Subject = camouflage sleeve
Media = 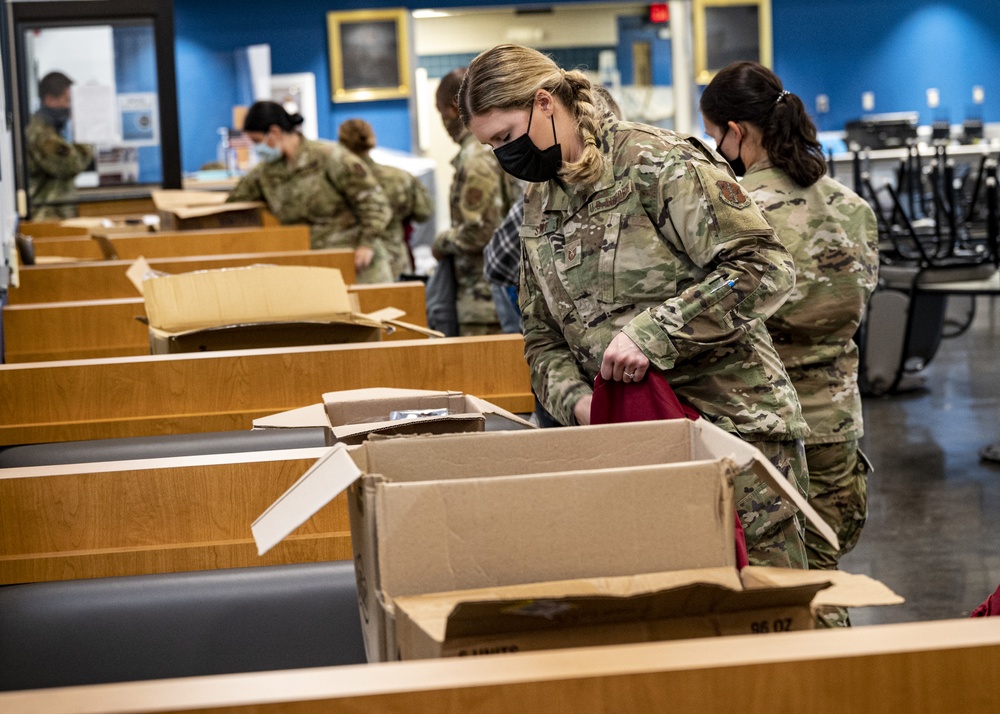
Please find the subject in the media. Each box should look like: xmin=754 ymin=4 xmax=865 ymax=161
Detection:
xmin=622 ymin=158 xmax=795 ymax=370
xmin=434 ymin=152 xmax=503 ymax=256
xmin=327 ymin=151 xmax=392 ymax=249
xmin=226 ymin=169 xmax=264 ymax=203
xmin=27 ymin=134 xmax=92 ymax=179
xmin=519 ymin=241 xmax=592 ymax=426
xmin=408 ymin=175 xmax=433 ymax=224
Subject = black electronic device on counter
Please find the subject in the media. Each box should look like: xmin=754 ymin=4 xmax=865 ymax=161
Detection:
xmin=845 ymin=112 xmax=919 ymax=151
xmin=962 ymin=118 xmax=984 ymax=144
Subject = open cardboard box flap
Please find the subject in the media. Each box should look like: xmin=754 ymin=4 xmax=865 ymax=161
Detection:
xmin=396 ymin=565 xmax=903 ymax=640
xmin=691 ymin=423 xmax=838 ymax=548
xmin=252 ymin=388 xmax=533 ymax=439
xmin=152 ymin=189 xmax=263 ymax=219
xmin=392 ymin=565 xmax=902 ymax=658
xmin=137 ymin=263 xmax=356 ymax=332
xmin=125 ymin=260 xmax=426 ymax=339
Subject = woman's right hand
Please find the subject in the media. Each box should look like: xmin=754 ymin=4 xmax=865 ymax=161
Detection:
xmin=354 ymin=246 xmax=374 ymax=270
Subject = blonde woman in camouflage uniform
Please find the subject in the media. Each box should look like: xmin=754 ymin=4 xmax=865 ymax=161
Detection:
xmin=26 ymin=72 xmax=93 ymax=219
xmin=338 ymin=118 xmax=433 ymax=278
xmin=460 ymin=45 xmax=810 ymax=569
xmin=701 ymin=62 xmax=879 ymax=604
xmin=228 ymin=101 xmax=393 ymax=284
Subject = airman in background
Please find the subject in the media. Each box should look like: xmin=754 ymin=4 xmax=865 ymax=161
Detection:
xmin=228 ymin=101 xmax=393 ymax=284
xmin=26 ymin=71 xmax=93 ymax=219
xmin=432 ymin=67 xmax=515 ymax=336
xmin=338 ymin=118 xmax=433 ymax=278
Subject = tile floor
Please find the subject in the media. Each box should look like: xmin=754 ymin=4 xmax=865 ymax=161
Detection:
xmin=842 ymin=295 xmax=1000 ymax=625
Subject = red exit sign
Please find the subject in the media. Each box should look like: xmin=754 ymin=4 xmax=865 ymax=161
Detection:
xmin=649 ymin=3 xmax=669 ymax=23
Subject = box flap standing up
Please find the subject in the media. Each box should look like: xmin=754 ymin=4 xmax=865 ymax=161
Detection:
xmin=142 ymin=264 xmax=356 ymax=333
xmin=251 ymin=388 xmax=535 ymax=442
xmin=152 ymin=189 xmax=263 ymax=230
xmin=125 ymin=262 xmax=437 ymax=353
xmin=252 ymin=418 xmax=840 ymax=662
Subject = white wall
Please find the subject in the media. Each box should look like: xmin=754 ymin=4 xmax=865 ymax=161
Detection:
xmin=26 ymin=26 xmax=116 ymax=111
xmin=414 ymin=3 xmax=645 ymax=55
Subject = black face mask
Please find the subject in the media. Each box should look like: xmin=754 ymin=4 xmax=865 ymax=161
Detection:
xmin=493 ymin=105 xmax=562 ymax=183
xmin=719 ymin=125 xmax=746 ymax=177
xmin=38 ymin=105 xmax=70 ymax=132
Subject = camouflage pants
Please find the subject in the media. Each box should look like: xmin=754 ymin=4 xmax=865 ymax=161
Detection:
xmin=354 ymin=248 xmax=395 ymax=285
xmin=806 ymin=440 xmax=871 ymax=627
xmin=740 ymin=438 xmax=809 ymax=570
xmin=458 ymin=322 xmax=505 ymax=336
xmin=804 ymin=439 xmax=870 ymax=570
xmin=457 ymin=291 xmax=501 ymax=336
xmin=385 ymin=238 xmax=413 ymax=279
xmin=33 ymin=203 xmax=77 ymax=220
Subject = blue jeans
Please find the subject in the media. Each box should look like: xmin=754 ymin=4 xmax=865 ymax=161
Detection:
xmin=490 ymin=283 xmax=522 ymax=334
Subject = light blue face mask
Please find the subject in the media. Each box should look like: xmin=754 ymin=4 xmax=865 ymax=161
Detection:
xmin=254 ymin=140 xmax=282 ymax=164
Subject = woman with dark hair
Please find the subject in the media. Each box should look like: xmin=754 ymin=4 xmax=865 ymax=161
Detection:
xmin=461 ymin=45 xmax=811 ymax=569
xmin=228 ymin=101 xmax=393 ymax=283
xmin=701 ymin=62 xmax=879 ymax=613
xmin=338 ymin=117 xmax=432 ymax=279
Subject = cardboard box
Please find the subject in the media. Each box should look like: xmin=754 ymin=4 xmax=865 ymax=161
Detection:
xmin=61 ymin=215 xmax=159 ymax=237
xmin=126 ymin=261 xmax=438 ymax=354
xmin=253 ymin=388 xmax=535 ymax=444
xmin=393 ymin=566 xmax=903 ymax=659
xmin=152 ymin=189 xmax=263 ymax=231
xmin=252 ymin=418 xmax=840 ymax=662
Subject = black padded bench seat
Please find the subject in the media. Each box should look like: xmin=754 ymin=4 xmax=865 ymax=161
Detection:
xmin=0 ymin=427 xmax=332 ymax=468
xmin=0 ymin=413 xmax=530 ymax=469
xmin=0 ymin=560 xmax=366 ymax=691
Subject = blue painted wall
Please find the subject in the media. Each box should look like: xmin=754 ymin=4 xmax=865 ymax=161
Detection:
xmin=772 ymin=0 xmax=1000 ymax=134
xmin=174 ymin=0 xmax=412 ymax=174
xmin=617 ymin=16 xmax=672 ymax=86
xmin=174 ymin=0 xmax=1000 ymax=172
xmin=113 ymin=24 xmax=162 ymax=183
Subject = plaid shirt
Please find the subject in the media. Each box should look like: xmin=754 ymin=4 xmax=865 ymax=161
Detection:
xmin=483 ymin=196 xmax=524 ymax=288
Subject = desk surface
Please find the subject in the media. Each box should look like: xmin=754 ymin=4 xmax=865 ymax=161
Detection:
xmin=1 ymin=617 xmax=999 ymax=714
xmin=917 ymin=270 xmax=1000 ymax=294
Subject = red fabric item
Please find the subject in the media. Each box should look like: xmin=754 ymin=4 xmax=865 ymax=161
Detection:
xmin=591 ymin=371 xmax=701 ymax=424
xmin=589 ymin=370 xmax=749 ymax=569
xmin=402 ymin=220 xmax=415 ymax=273
xmin=971 ymin=582 xmax=1000 ymax=617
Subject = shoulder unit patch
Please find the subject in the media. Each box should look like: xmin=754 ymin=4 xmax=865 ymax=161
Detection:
xmin=716 ymin=180 xmax=751 ymax=209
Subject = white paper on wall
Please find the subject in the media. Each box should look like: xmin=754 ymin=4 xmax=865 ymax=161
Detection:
xmin=71 ymin=84 xmax=121 ymax=145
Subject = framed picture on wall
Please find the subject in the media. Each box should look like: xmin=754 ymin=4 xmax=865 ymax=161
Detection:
xmin=327 ymin=8 xmax=411 ymax=103
xmin=692 ymin=0 xmax=772 ymax=85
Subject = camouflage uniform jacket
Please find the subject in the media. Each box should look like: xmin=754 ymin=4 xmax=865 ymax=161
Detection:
xmin=519 ymin=113 xmax=808 ymax=440
xmin=433 ymin=132 xmax=510 ymax=328
xmin=742 ymin=159 xmax=879 ymax=444
xmin=25 ymin=112 xmax=93 ymax=219
xmin=228 ymin=139 xmax=391 ymax=253
xmin=364 ymin=156 xmax=433 ymax=276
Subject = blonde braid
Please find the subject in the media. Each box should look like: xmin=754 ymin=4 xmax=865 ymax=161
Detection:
xmin=558 ymin=68 xmax=604 ymax=187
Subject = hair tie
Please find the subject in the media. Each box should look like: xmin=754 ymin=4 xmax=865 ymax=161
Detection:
xmin=773 ymin=90 xmax=791 ymax=107
xmin=583 ymin=135 xmax=597 ymax=147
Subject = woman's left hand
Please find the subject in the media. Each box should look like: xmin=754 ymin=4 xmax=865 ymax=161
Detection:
xmin=600 ymin=332 xmax=649 ymax=383
xmin=354 ymin=246 xmax=374 ymax=270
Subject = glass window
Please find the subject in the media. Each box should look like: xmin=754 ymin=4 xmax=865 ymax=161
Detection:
xmin=22 ymin=21 xmax=162 ymax=189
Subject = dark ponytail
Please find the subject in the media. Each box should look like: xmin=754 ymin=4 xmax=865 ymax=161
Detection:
xmin=242 ymin=100 xmax=305 ymax=134
xmin=700 ymin=61 xmax=825 ymax=188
